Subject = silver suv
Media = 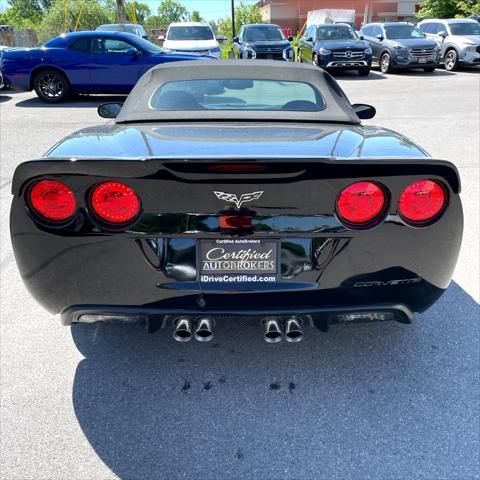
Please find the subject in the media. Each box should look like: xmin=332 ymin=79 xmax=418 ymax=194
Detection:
xmin=359 ymin=22 xmax=440 ymax=73
xmin=417 ymin=18 xmax=480 ymax=70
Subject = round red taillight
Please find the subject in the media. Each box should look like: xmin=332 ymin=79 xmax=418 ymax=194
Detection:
xmin=337 ymin=181 xmax=386 ymax=225
xmin=29 ymin=179 xmax=76 ymax=222
xmin=90 ymin=181 xmax=140 ymax=224
xmin=399 ymin=180 xmax=446 ymax=223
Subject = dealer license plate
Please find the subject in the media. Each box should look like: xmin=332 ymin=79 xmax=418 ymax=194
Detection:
xmin=199 ymin=238 xmax=278 ymax=281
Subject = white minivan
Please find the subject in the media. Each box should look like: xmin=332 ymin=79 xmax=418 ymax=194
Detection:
xmin=160 ymin=22 xmax=222 ymax=58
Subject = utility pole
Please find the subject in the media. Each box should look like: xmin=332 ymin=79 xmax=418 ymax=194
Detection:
xmin=116 ymin=0 xmax=127 ymax=23
xmin=228 ymin=0 xmax=235 ymax=59
xmin=231 ymin=0 xmax=235 ymax=40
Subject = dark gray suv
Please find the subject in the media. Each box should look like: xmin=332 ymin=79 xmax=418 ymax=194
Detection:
xmin=360 ymin=22 xmax=441 ymax=73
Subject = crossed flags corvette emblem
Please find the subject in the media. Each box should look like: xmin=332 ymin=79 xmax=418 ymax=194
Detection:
xmin=214 ymin=191 xmax=264 ymax=209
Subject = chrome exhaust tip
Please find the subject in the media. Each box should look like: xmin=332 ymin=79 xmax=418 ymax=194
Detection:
xmin=194 ymin=317 xmax=214 ymax=342
xmin=263 ymin=318 xmax=283 ymax=344
xmin=284 ymin=317 xmax=304 ymax=343
xmin=173 ymin=317 xmax=193 ymax=342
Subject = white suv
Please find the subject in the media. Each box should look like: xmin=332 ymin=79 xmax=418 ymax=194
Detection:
xmin=160 ymin=22 xmax=221 ymax=58
xmin=417 ymin=18 xmax=480 ymax=70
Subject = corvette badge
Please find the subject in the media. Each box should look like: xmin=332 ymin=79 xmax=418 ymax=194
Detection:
xmin=214 ymin=191 xmax=264 ymax=209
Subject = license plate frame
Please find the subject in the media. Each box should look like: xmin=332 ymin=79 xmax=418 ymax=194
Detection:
xmin=198 ymin=238 xmax=279 ymax=282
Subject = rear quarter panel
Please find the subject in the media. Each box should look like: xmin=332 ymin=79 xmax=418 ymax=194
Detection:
xmin=1 ymin=48 xmax=91 ymax=91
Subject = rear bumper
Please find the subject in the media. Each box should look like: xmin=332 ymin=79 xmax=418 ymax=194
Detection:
xmin=249 ymin=51 xmax=294 ymax=61
xmin=325 ymin=60 xmax=370 ymax=69
xmin=61 ymin=303 xmax=414 ymax=329
xmin=459 ymin=57 xmax=480 ymax=65
xmin=2 ymin=72 xmax=30 ymax=90
xmin=11 ymin=208 xmax=460 ymax=319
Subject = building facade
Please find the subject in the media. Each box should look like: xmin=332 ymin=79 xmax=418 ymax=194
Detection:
xmin=256 ymin=0 xmax=423 ymax=32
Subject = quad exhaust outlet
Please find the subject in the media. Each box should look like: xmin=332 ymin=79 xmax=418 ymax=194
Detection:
xmin=284 ymin=316 xmax=304 ymax=343
xmin=263 ymin=316 xmax=304 ymax=343
xmin=173 ymin=317 xmax=214 ymax=342
xmin=263 ymin=318 xmax=283 ymax=344
xmin=172 ymin=316 xmax=304 ymax=344
xmin=194 ymin=317 xmax=214 ymax=342
xmin=173 ymin=317 xmax=193 ymax=342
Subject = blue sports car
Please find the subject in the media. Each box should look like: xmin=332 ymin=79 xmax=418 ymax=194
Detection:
xmin=0 ymin=31 xmax=214 ymax=103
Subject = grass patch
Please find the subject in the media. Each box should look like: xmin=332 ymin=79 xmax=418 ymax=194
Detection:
xmin=221 ymin=43 xmax=234 ymax=59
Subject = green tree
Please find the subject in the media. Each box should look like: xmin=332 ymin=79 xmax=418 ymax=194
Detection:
xmin=190 ymin=10 xmax=203 ymax=22
xmin=9 ymin=0 xmax=53 ymax=13
xmin=0 ymin=0 xmax=53 ymax=29
xmin=156 ymin=0 xmax=189 ymax=25
xmin=0 ymin=8 xmax=40 ymax=29
xmin=127 ymin=1 xmax=150 ymax=24
xmin=37 ymin=0 xmax=113 ymax=43
xmin=144 ymin=15 xmax=161 ymax=28
xmin=456 ymin=0 xmax=480 ymax=15
xmin=417 ymin=0 xmax=480 ymax=18
xmin=103 ymin=0 xmax=151 ymax=24
xmin=217 ymin=2 xmax=263 ymax=40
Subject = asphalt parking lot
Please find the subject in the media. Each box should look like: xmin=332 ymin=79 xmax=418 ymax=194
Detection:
xmin=1 ymin=68 xmax=479 ymax=480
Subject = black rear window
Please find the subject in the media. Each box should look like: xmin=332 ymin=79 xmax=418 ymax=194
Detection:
xmin=150 ymin=79 xmax=325 ymax=112
xmin=68 ymin=38 xmax=90 ymax=52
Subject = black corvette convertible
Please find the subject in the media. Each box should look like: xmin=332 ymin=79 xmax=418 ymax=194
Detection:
xmin=10 ymin=61 xmax=462 ymax=343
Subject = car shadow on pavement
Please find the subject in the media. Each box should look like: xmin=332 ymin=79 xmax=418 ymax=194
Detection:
xmin=14 ymin=94 xmax=127 ymax=109
xmin=332 ymin=70 xmax=387 ymax=81
xmin=0 ymin=95 xmax=12 ymax=103
xmin=0 ymin=87 xmax=24 ymax=95
xmin=388 ymin=69 xmax=457 ymax=77
xmin=70 ymin=281 xmax=479 ymax=480
xmin=453 ymin=66 xmax=480 ymax=74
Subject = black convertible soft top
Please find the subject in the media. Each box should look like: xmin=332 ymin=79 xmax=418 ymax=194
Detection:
xmin=116 ymin=60 xmax=361 ymax=124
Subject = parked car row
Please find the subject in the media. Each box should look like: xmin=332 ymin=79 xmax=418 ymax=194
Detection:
xmin=0 ymin=18 xmax=478 ymax=103
xmin=240 ymin=18 xmax=479 ymax=77
xmin=297 ymin=19 xmax=479 ymax=74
